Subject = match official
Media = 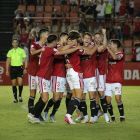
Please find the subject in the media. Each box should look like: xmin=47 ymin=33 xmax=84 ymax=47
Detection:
xmin=6 ymin=39 xmax=28 ymax=103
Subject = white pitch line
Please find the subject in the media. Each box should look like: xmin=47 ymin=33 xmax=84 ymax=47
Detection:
xmin=21 ymin=104 xmax=140 ymax=119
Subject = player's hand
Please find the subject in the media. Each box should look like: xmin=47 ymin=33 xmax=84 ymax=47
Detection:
xmin=6 ymin=71 xmax=9 ymax=77
xmin=102 ymin=29 xmax=106 ymax=35
xmin=23 ymin=69 xmax=27 ymax=74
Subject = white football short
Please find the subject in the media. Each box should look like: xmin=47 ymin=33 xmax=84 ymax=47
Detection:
xmin=104 ymin=83 xmax=122 ymax=98
xmin=65 ymin=80 xmax=72 ymax=94
xmin=28 ymin=74 xmax=37 ymax=90
xmin=95 ymin=68 xmax=99 ymax=89
xmin=51 ymin=76 xmax=66 ymax=92
xmin=83 ymin=77 xmax=96 ymax=93
xmin=36 ymin=76 xmax=51 ymax=94
xmin=66 ymin=68 xmax=84 ymax=90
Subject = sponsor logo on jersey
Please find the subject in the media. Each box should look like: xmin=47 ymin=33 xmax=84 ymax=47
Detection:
xmin=57 ymin=82 xmax=60 ymax=87
xmin=109 ymin=62 xmax=116 ymax=65
xmin=31 ymin=45 xmax=34 ymax=48
xmin=90 ymin=82 xmax=95 ymax=85
xmin=32 ymin=85 xmax=34 ymax=87
xmin=57 ymin=88 xmax=59 ymax=90
xmin=115 ymin=87 xmax=120 ymax=90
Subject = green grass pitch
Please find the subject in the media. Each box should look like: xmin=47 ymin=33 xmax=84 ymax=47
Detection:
xmin=0 ymin=86 xmax=140 ymax=140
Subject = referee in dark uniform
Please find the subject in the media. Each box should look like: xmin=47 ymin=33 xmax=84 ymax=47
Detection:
xmin=6 ymin=39 xmax=28 ymax=103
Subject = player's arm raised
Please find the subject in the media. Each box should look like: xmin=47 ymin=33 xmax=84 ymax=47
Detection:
xmin=56 ymin=46 xmax=83 ymax=55
xmin=106 ymin=46 xmax=120 ymax=60
xmin=98 ymin=29 xmax=107 ymax=52
xmin=30 ymin=48 xmax=42 ymax=55
xmin=83 ymin=45 xmax=98 ymax=55
xmin=57 ymin=39 xmax=77 ymax=51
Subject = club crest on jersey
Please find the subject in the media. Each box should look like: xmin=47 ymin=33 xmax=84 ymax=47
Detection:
xmin=90 ymin=82 xmax=95 ymax=85
xmin=115 ymin=87 xmax=120 ymax=90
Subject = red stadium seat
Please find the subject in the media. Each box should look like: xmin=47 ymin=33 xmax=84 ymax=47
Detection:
xmin=35 ymin=13 xmax=43 ymax=17
xmin=124 ymin=48 xmax=132 ymax=55
xmin=51 ymin=33 xmax=59 ymax=38
xmin=70 ymin=13 xmax=78 ymax=23
xmin=54 ymin=6 xmax=61 ymax=12
xmin=135 ymin=0 xmax=140 ymax=4
xmin=46 ymin=0 xmax=53 ymax=5
xmin=124 ymin=40 xmax=132 ymax=47
xmin=27 ymin=5 xmax=35 ymax=12
xmin=34 ymin=19 xmax=42 ymax=25
xmin=134 ymin=5 xmax=139 ymax=11
xmin=43 ymin=13 xmax=51 ymax=25
xmin=18 ymin=5 xmax=26 ymax=12
xmin=119 ymin=47 xmax=123 ymax=52
xmin=125 ymin=55 xmax=132 ymax=61
xmin=36 ymin=6 xmax=44 ymax=12
xmin=45 ymin=6 xmax=52 ymax=12
xmin=66 ymin=13 xmax=69 ymax=17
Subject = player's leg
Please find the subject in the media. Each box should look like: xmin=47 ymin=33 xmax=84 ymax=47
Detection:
xmin=11 ymin=78 xmax=18 ymax=103
xmin=66 ymin=92 xmax=72 ymax=111
xmin=114 ymin=83 xmax=125 ymax=123
xmin=17 ymin=66 xmax=24 ymax=102
xmin=28 ymin=78 xmax=50 ymax=123
xmin=28 ymin=75 xmax=37 ymax=113
xmin=105 ymin=83 xmax=114 ymax=123
xmin=10 ymin=66 xmax=18 ymax=103
xmin=98 ymin=75 xmax=110 ymax=122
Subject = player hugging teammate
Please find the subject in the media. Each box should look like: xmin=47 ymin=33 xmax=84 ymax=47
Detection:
xmin=27 ymin=29 xmax=125 ymax=124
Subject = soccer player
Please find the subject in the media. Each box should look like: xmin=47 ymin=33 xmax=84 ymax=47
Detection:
xmin=43 ymin=32 xmax=76 ymax=122
xmin=28 ymin=29 xmax=49 ymax=117
xmin=28 ymin=35 xmax=83 ymax=123
xmin=94 ymin=32 xmax=110 ymax=122
xmin=77 ymin=30 xmax=110 ymax=124
xmin=64 ymin=30 xmax=106 ymax=124
xmin=105 ymin=39 xmax=125 ymax=123
xmin=6 ymin=39 xmax=28 ymax=103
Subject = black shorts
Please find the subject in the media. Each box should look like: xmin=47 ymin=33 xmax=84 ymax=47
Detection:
xmin=129 ymin=8 xmax=134 ymax=15
xmin=105 ymin=14 xmax=111 ymax=21
xmin=10 ymin=66 xmax=23 ymax=80
xmin=61 ymin=1 xmax=67 ymax=5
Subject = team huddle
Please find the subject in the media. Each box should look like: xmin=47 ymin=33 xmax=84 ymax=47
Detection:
xmin=27 ymin=28 xmax=125 ymax=124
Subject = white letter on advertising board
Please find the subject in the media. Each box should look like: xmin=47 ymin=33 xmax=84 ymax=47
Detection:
xmin=0 ymin=66 xmax=4 ymax=75
xmin=132 ymin=70 xmax=139 ymax=80
xmin=124 ymin=70 xmax=131 ymax=80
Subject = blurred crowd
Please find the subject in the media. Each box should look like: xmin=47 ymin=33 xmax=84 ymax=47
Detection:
xmin=13 ymin=0 xmax=140 ymax=62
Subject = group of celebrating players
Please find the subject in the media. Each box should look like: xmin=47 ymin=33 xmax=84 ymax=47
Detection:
xmin=27 ymin=28 xmax=125 ymax=124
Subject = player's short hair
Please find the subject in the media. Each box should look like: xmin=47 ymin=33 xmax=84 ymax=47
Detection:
xmin=47 ymin=35 xmax=57 ymax=43
xmin=68 ymin=30 xmax=80 ymax=40
xmin=60 ymin=32 xmax=68 ymax=38
xmin=12 ymin=39 xmax=18 ymax=42
xmin=38 ymin=29 xmax=49 ymax=38
xmin=20 ymin=43 xmax=24 ymax=47
xmin=111 ymin=39 xmax=121 ymax=49
xmin=134 ymin=43 xmax=139 ymax=47
xmin=84 ymin=32 xmax=92 ymax=39
xmin=94 ymin=32 xmax=101 ymax=36
xmin=79 ymin=28 xmax=86 ymax=36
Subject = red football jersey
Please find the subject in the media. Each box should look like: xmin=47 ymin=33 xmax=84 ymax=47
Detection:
xmin=106 ymin=52 xmax=125 ymax=84
xmin=20 ymin=33 xmax=29 ymax=43
xmin=52 ymin=43 xmax=66 ymax=77
xmin=123 ymin=25 xmax=130 ymax=35
xmin=28 ymin=42 xmax=43 ymax=76
xmin=134 ymin=22 xmax=140 ymax=32
xmin=132 ymin=47 xmax=136 ymax=60
xmin=96 ymin=48 xmax=107 ymax=75
xmin=65 ymin=46 xmax=85 ymax=73
xmin=36 ymin=46 xmax=58 ymax=80
xmin=119 ymin=5 xmax=126 ymax=16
